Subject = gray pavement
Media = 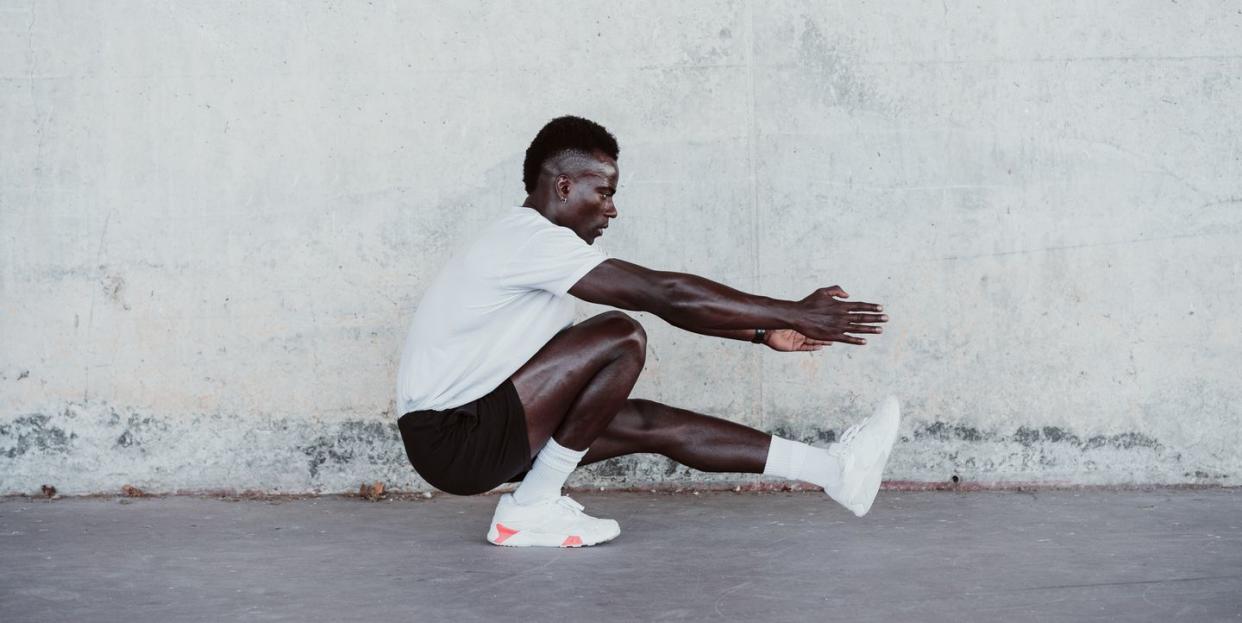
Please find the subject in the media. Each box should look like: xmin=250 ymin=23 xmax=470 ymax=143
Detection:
xmin=2 ymin=489 xmax=1240 ymax=622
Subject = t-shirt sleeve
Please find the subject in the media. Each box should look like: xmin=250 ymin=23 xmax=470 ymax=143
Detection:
xmin=498 ymin=226 xmax=608 ymax=296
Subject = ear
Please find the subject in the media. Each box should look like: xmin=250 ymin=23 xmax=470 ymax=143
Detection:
xmin=556 ymin=174 xmax=572 ymax=202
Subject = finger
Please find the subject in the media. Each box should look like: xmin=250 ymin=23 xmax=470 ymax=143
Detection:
xmin=837 ymin=335 xmax=867 ymax=346
xmin=846 ymin=313 xmax=888 ymax=324
xmin=846 ymin=302 xmax=884 ymax=313
xmin=805 ymin=339 xmax=833 ymax=346
xmin=826 ymin=285 xmax=849 ymax=298
xmin=846 ymin=324 xmax=884 ymax=335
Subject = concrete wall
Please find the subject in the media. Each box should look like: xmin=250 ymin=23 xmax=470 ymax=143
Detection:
xmin=3 ymin=1 xmax=1239 ymax=495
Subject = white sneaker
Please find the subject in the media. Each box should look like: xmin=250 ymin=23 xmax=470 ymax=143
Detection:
xmin=485 ymin=494 xmax=621 ymax=548
xmin=825 ymin=396 xmax=901 ymax=517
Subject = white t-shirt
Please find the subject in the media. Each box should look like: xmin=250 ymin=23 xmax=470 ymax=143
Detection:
xmin=395 ymin=206 xmax=609 ymax=414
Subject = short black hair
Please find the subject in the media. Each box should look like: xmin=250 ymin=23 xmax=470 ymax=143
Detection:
xmin=523 ymin=115 xmax=619 ymax=194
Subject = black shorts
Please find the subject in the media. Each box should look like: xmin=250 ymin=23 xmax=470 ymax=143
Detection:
xmin=397 ymin=379 xmax=533 ymax=496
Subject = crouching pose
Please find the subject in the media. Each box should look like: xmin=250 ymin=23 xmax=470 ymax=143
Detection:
xmin=395 ymin=116 xmax=900 ymax=547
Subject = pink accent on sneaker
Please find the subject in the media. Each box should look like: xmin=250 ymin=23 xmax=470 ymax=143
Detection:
xmin=494 ymin=523 xmax=518 ymax=544
xmin=561 ymin=535 xmax=583 ymax=547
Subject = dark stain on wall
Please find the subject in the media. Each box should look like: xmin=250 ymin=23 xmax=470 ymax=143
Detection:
xmin=4 ymin=404 xmax=1216 ymax=493
xmin=915 ymin=422 xmax=985 ymax=443
xmin=770 ymin=424 xmax=837 ymax=445
xmin=767 ymin=420 xmax=1164 ymax=455
xmin=0 ymin=413 xmax=76 ymax=458
xmin=590 ymin=457 xmax=632 ymax=478
xmin=1085 ymin=431 xmax=1161 ymax=450
xmin=996 ymin=425 xmax=1159 ymax=451
xmin=1186 ymin=470 xmax=1230 ymax=479
xmin=299 ymin=420 xmax=399 ymax=479
xmin=112 ymin=412 xmax=170 ymax=451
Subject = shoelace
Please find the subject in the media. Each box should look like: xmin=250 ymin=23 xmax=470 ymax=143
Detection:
xmin=829 ymin=416 xmax=872 ymax=474
xmin=838 ymin=415 xmax=871 ymax=446
xmin=555 ymin=496 xmax=585 ymax=514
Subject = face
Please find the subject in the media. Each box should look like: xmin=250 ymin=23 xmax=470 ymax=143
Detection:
xmin=557 ymin=154 xmax=619 ymax=245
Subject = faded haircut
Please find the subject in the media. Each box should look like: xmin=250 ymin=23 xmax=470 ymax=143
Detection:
xmin=522 ymin=115 xmax=619 ymax=194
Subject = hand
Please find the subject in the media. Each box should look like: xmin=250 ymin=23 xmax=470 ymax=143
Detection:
xmin=764 ymin=329 xmax=832 ymax=352
xmin=794 ymin=285 xmax=888 ymax=345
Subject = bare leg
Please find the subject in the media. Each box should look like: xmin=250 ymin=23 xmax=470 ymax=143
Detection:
xmin=582 ymin=399 xmax=771 ymax=473
xmin=511 ymin=311 xmax=648 ymax=453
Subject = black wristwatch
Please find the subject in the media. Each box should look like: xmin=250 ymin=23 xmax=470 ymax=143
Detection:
xmin=752 ymin=328 xmax=766 ymax=344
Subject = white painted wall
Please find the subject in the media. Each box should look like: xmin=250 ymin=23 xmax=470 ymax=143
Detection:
xmin=3 ymin=1 xmax=1239 ymax=494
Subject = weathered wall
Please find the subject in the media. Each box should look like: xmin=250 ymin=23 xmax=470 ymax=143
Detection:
xmin=2 ymin=1 xmax=1239 ymax=495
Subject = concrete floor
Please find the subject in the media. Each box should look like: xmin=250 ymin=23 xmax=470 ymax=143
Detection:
xmin=1 ymin=489 xmax=1239 ymax=622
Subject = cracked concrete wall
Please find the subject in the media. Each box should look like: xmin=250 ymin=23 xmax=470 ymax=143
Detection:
xmin=2 ymin=2 xmax=1239 ymax=495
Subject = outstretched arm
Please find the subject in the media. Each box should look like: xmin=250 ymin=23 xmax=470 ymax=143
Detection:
xmin=569 ymin=259 xmax=887 ymax=345
xmin=661 ymin=320 xmax=833 ymax=352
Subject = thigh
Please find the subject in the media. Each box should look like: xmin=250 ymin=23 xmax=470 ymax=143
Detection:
xmin=510 ymin=311 xmax=643 ymax=455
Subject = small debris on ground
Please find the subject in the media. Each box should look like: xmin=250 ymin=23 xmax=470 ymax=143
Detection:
xmin=40 ymin=484 xmax=58 ymax=499
xmin=121 ymin=484 xmax=148 ymax=497
xmin=359 ymin=481 xmax=386 ymax=501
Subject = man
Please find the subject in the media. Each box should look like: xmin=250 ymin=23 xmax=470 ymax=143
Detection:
xmin=396 ymin=116 xmax=898 ymax=548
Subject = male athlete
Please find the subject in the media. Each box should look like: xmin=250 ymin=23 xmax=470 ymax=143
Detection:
xmin=396 ymin=116 xmax=899 ymax=548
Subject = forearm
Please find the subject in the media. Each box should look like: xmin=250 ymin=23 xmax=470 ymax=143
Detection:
xmin=651 ymin=271 xmax=800 ymax=332
xmin=664 ymin=320 xmax=759 ymax=343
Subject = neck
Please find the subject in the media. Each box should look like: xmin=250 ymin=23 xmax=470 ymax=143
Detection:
xmin=521 ymin=194 xmax=561 ymax=225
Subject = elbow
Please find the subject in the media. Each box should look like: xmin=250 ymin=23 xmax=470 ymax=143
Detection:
xmin=656 ymin=275 xmax=704 ymax=322
xmin=641 ymin=272 xmax=683 ymax=319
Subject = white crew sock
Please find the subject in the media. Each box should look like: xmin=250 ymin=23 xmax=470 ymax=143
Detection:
xmin=763 ymin=436 xmax=843 ymax=492
xmin=512 ymin=438 xmax=588 ymax=506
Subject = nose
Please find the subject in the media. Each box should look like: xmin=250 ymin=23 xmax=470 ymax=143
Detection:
xmin=604 ymin=199 xmax=618 ymax=218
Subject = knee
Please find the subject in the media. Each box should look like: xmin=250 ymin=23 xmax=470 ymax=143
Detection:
xmin=594 ymin=311 xmax=647 ymax=361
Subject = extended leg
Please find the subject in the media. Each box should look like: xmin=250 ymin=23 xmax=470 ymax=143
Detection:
xmin=581 ymin=399 xmax=771 ymax=473
xmin=581 ymin=395 xmax=904 ymax=518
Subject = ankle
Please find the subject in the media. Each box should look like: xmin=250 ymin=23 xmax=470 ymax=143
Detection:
xmin=764 ymin=436 xmax=842 ymax=491
xmin=511 ymin=439 xmax=587 ymax=506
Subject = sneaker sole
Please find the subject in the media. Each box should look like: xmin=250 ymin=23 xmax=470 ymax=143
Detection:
xmin=486 ymin=522 xmax=621 ymax=548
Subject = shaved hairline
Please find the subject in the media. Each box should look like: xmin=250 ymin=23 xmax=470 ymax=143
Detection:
xmin=539 ymin=149 xmax=616 ymax=182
